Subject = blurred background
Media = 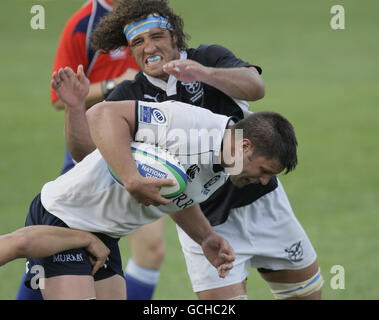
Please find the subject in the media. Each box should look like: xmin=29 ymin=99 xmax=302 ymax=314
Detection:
xmin=0 ymin=0 xmax=378 ymax=299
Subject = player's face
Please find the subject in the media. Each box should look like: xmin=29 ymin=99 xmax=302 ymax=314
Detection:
xmin=229 ymin=151 xmax=283 ymax=188
xmin=129 ymin=28 xmax=180 ymax=81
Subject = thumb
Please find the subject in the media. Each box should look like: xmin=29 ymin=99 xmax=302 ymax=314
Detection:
xmin=77 ymin=64 xmax=85 ymax=81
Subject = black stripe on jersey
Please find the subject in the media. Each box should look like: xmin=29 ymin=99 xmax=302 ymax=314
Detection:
xmin=200 ymin=176 xmax=278 ymax=226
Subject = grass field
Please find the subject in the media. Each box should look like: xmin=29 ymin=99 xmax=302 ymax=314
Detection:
xmin=0 ymin=0 xmax=378 ymax=300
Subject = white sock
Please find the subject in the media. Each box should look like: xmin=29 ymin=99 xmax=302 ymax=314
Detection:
xmin=125 ymin=259 xmax=160 ymax=285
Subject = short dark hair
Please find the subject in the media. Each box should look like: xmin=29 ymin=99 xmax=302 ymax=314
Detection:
xmin=233 ymin=111 xmax=298 ymax=174
xmin=91 ymin=0 xmax=189 ymax=52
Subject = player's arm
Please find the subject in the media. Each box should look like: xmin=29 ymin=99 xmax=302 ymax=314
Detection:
xmin=0 ymin=226 xmax=109 ymax=274
xmin=163 ymin=60 xmax=265 ymax=101
xmin=52 ymin=66 xmax=139 ymax=162
xmin=52 ymin=65 xmax=97 ymax=162
xmin=86 ymin=100 xmax=174 ymax=206
xmin=169 ymin=204 xmax=235 ymax=278
xmin=50 ymin=23 xmax=138 ymax=110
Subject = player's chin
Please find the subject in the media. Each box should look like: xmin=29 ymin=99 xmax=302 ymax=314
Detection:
xmin=229 ymin=177 xmax=245 ymax=189
xmin=143 ymin=63 xmax=165 ymax=77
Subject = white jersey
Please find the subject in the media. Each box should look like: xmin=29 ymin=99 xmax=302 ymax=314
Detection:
xmin=41 ymin=100 xmax=230 ymax=238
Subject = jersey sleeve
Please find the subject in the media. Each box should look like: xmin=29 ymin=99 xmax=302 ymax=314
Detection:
xmin=191 ymin=44 xmax=262 ymax=74
xmin=50 ymin=22 xmax=88 ymax=103
xmin=134 ymin=101 xmax=172 ymax=146
xmin=134 ymin=100 xmax=228 ymax=156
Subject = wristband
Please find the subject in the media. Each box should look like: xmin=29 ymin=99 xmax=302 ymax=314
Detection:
xmin=102 ymin=79 xmax=116 ymax=99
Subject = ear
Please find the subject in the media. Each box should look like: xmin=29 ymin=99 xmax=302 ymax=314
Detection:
xmin=242 ymin=138 xmax=253 ymax=154
xmin=171 ymin=33 xmax=178 ymax=48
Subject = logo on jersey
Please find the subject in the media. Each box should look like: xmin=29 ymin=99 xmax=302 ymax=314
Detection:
xmin=201 ymin=175 xmax=221 ymax=196
xmin=152 ymin=108 xmax=166 ymax=123
xmin=139 ymin=105 xmax=167 ymax=125
xmin=186 ymin=164 xmax=200 ymax=182
xmin=182 ymin=81 xmax=204 ymax=103
xmin=143 ymin=93 xmax=160 ymax=102
xmin=285 ymin=241 xmax=303 ymax=262
xmin=182 ymin=81 xmax=201 ymax=94
xmin=109 ymin=48 xmax=126 ymax=60
xmin=172 ymin=192 xmax=194 ymax=209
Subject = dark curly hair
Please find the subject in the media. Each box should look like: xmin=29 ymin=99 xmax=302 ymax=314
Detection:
xmin=91 ymin=0 xmax=189 ymax=52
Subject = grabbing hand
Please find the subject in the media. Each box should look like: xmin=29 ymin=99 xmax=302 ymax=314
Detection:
xmin=125 ymin=176 xmax=177 ymax=206
xmin=85 ymin=234 xmax=110 ymax=275
xmin=163 ymin=59 xmax=210 ymax=83
xmin=201 ymin=233 xmax=235 ymax=278
xmin=51 ymin=65 xmax=89 ymax=109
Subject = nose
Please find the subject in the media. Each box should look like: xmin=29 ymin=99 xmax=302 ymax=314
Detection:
xmin=143 ymin=38 xmax=156 ymax=54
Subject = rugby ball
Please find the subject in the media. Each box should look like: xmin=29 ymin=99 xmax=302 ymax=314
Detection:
xmin=108 ymin=141 xmax=187 ymax=198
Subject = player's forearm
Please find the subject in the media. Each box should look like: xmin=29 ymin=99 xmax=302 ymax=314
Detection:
xmin=170 ymin=205 xmax=215 ymax=245
xmin=65 ymin=107 xmax=96 ymax=162
xmin=202 ymin=66 xmax=265 ymax=101
xmin=18 ymin=227 xmax=95 ymax=257
xmin=86 ymin=101 xmax=139 ymax=185
xmin=0 ymin=227 xmax=95 ymax=263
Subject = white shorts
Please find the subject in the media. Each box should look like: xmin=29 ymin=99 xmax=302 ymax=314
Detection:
xmin=176 ymin=180 xmax=317 ymax=292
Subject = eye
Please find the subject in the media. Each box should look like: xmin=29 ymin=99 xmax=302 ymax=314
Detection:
xmin=131 ymin=38 xmax=143 ymax=47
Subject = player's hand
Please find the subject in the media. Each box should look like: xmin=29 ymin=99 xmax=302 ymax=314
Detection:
xmin=125 ymin=176 xmax=176 ymax=206
xmin=85 ymin=233 xmax=110 ymax=275
xmin=51 ymin=65 xmax=90 ymax=109
xmin=201 ymin=232 xmax=235 ymax=278
xmin=163 ymin=59 xmax=210 ymax=83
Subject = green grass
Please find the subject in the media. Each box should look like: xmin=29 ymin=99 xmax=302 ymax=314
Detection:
xmin=0 ymin=0 xmax=378 ymax=299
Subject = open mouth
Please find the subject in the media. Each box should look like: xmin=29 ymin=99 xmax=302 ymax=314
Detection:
xmin=145 ymin=55 xmax=162 ymax=66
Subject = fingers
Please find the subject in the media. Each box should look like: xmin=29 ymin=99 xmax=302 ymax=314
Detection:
xmin=51 ymin=66 xmax=75 ymax=89
xmin=163 ymin=63 xmax=181 ymax=77
xmin=90 ymin=257 xmax=102 ymax=275
xmin=77 ymin=64 xmax=85 ymax=82
xmin=156 ymin=178 xmax=177 ymax=187
xmin=89 ymin=254 xmax=108 ymax=276
xmin=63 ymin=66 xmax=75 ymax=79
xmin=51 ymin=71 xmax=60 ymax=90
xmin=217 ymin=262 xmax=233 ymax=278
xmin=137 ymin=194 xmax=172 ymax=206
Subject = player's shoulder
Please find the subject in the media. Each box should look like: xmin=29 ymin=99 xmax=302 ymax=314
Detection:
xmin=188 ymin=44 xmax=229 ymax=56
xmin=187 ymin=44 xmax=235 ymax=66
